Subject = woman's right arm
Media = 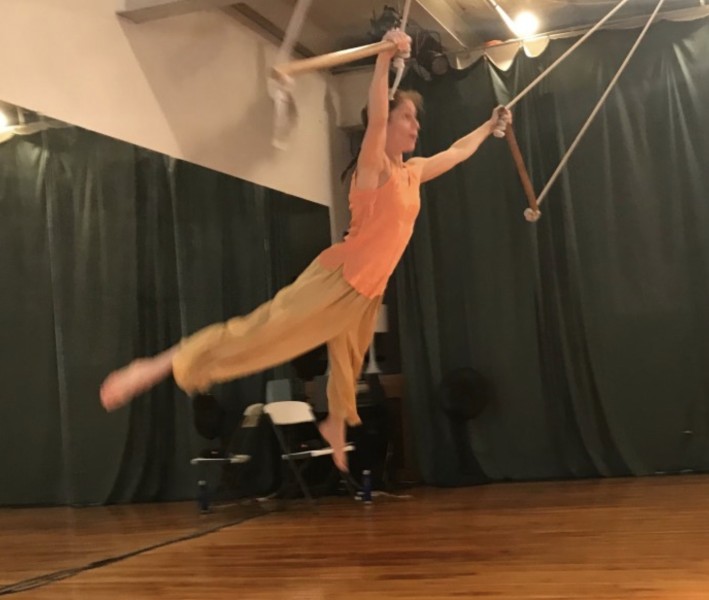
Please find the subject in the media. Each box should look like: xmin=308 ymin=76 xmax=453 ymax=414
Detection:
xmin=355 ymin=30 xmax=410 ymax=190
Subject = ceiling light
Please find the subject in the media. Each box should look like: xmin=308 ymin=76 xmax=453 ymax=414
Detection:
xmin=513 ymin=11 xmax=540 ymax=37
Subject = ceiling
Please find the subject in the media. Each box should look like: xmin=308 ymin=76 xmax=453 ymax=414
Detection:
xmin=230 ymin=0 xmax=709 ymax=55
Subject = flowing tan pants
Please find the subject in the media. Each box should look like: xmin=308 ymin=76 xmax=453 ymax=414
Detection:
xmin=172 ymin=260 xmax=381 ymax=426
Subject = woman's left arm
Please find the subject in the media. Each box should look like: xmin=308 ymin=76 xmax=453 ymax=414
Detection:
xmin=409 ymin=106 xmax=511 ymax=183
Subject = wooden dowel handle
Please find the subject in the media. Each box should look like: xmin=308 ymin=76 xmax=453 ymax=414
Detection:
xmin=505 ymin=123 xmax=541 ymax=220
xmin=272 ymin=40 xmax=396 ymax=79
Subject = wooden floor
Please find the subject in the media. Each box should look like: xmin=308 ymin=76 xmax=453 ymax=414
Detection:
xmin=4 ymin=476 xmax=709 ymax=599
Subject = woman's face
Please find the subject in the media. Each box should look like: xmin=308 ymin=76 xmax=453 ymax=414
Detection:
xmin=387 ymin=99 xmax=420 ymax=154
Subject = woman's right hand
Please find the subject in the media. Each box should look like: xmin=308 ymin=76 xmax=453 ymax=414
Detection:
xmin=382 ymin=29 xmax=412 ymax=60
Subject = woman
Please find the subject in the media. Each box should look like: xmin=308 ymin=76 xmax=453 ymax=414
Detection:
xmin=100 ymin=30 xmax=511 ymax=471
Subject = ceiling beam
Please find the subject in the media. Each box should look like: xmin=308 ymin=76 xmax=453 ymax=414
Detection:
xmin=116 ymin=0 xmax=238 ymax=23
xmin=223 ymin=3 xmax=316 ymax=57
xmin=414 ymin=0 xmax=476 ymax=50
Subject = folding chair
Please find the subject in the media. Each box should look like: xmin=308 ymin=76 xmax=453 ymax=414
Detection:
xmin=190 ymin=403 xmax=264 ymax=513
xmin=263 ymin=401 xmax=356 ymax=503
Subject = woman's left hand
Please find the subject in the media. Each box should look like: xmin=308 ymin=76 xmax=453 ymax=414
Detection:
xmin=489 ymin=106 xmax=513 ymax=136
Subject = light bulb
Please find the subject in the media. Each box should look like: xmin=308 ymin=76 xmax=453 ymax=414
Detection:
xmin=0 ymin=110 xmax=8 ymax=130
xmin=513 ymin=11 xmax=540 ymax=38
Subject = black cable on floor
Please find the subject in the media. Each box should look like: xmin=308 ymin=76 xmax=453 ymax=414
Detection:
xmin=0 ymin=505 xmax=272 ymax=596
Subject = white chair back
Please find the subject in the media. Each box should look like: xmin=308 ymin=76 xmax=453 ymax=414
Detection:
xmin=263 ymin=401 xmax=315 ymax=425
xmin=241 ymin=403 xmax=264 ymax=428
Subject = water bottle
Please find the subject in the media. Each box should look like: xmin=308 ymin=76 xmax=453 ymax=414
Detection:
xmin=361 ymin=470 xmax=372 ymax=504
xmin=197 ymin=480 xmax=210 ymax=513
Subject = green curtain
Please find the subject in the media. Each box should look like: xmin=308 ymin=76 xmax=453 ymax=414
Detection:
xmin=0 ymin=127 xmax=330 ymax=505
xmin=399 ymin=17 xmax=709 ymax=485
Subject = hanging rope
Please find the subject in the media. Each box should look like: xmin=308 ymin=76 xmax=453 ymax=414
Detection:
xmin=269 ymin=0 xmax=314 ymax=149
xmin=504 ymin=0 xmax=637 ymax=112
xmin=270 ymin=0 xmax=412 ymax=148
xmin=491 ymin=0 xmax=636 ymax=140
xmin=489 ymin=0 xmax=665 ymax=221
xmin=534 ymin=0 xmax=665 ymax=213
xmin=274 ymin=0 xmax=314 ymax=67
xmin=389 ymin=0 xmax=413 ymax=100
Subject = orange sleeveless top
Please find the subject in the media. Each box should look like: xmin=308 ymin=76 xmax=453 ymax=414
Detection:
xmin=318 ymin=161 xmax=421 ymax=298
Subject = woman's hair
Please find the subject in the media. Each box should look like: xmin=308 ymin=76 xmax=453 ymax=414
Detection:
xmin=340 ymin=89 xmax=424 ymax=182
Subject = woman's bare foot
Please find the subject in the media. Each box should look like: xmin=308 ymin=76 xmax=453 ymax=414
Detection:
xmin=100 ymin=359 xmax=155 ymax=411
xmin=318 ymin=415 xmax=348 ymax=472
xmin=101 ymin=346 xmax=178 ymax=411
xmin=100 ymin=348 xmax=177 ymax=412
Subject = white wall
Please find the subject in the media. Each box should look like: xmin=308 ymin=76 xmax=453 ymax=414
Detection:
xmin=0 ymin=0 xmax=349 ymax=208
